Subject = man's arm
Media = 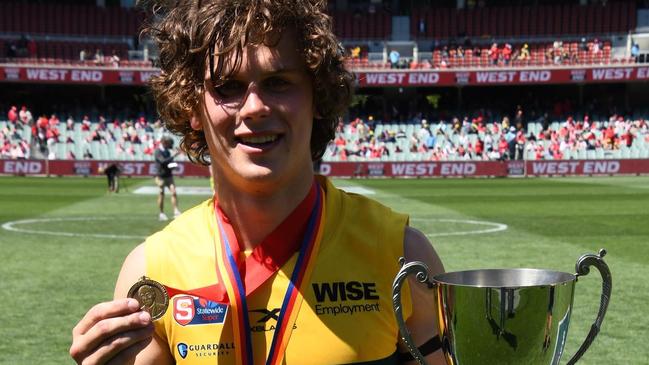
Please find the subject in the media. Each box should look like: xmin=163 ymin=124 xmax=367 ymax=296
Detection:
xmin=398 ymin=226 xmax=447 ymax=365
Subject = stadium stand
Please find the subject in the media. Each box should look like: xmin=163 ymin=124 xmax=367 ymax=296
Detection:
xmin=3 ymin=102 xmax=647 ymax=164
xmin=409 ymin=2 xmax=637 ymax=40
xmin=0 ymin=2 xmax=144 ymax=37
xmin=1 ymin=0 xmax=649 ymax=170
xmin=0 ymin=2 xmax=148 ymax=65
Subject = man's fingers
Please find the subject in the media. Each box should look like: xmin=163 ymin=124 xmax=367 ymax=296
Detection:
xmin=86 ymin=324 xmax=154 ymax=365
xmin=83 ymin=311 xmax=151 ymax=354
xmin=73 ymin=299 xmax=140 ymax=336
xmin=70 ymin=310 xmax=150 ymax=362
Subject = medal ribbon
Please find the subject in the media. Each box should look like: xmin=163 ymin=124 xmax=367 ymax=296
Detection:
xmin=216 ymin=183 xmax=325 ymax=365
xmin=161 ymin=181 xmax=318 ymax=304
xmin=266 ymin=187 xmax=325 ymax=365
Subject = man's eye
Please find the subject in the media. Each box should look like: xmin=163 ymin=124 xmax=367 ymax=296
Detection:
xmin=213 ymin=81 xmax=246 ymax=98
xmin=263 ymin=77 xmax=291 ymax=91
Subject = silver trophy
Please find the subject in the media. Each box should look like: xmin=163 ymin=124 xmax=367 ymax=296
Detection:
xmin=392 ymin=249 xmax=611 ymax=365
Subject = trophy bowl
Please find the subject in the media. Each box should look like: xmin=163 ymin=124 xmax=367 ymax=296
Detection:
xmin=393 ymin=250 xmax=611 ymax=365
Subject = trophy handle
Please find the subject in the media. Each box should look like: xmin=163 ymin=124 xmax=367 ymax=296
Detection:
xmin=566 ymin=249 xmax=612 ymax=365
xmin=392 ymin=257 xmax=432 ymax=365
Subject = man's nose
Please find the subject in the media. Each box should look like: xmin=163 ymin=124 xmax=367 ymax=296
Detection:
xmin=239 ymin=87 xmax=270 ymax=121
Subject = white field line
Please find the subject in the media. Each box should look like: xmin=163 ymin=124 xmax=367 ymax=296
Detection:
xmin=410 ymin=218 xmax=508 ymax=237
xmin=1 ymin=217 xmax=147 ymax=240
xmin=2 ymin=216 xmax=506 ymax=239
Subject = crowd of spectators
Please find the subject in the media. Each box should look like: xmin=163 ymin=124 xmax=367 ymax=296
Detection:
xmin=324 ymin=110 xmax=649 ymax=162
xmin=1 ymin=105 xmax=34 ymax=159
xmin=346 ymin=37 xmax=626 ymax=70
xmin=3 ymin=104 xmax=649 ymax=163
xmin=1 ymin=104 xmax=170 ymax=161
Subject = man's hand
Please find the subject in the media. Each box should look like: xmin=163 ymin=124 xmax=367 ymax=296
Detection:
xmin=70 ymin=298 xmax=154 ymax=365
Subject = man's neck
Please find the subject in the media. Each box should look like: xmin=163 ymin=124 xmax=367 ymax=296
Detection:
xmin=213 ymin=171 xmax=315 ymax=251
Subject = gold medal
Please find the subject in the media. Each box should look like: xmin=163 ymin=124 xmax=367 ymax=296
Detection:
xmin=127 ymin=276 xmax=169 ymax=321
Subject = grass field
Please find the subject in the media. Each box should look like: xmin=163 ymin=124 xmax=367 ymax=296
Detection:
xmin=0 ymin=175 xmax=647 ymax=364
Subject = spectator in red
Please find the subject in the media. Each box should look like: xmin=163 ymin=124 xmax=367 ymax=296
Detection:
xmin=502 ymin=43 xmax=512 ymax=65
xmin=498 ymin=137 xmax=509 ymax=156
xmin=489 ymin=43 xmax=499 ymax=65
xmin=48 ymin=114 xmax=60 ymax=127
xmin=603 ymin=125 xmax=616 ymax=149
xmin=37 ymin=115 xmax=49 ymax=129
xmin=515 ymin=130 xmax=527 ymax=160
xmin=621 ymin=129 xmax=635 ymax=148
xmin=475 ymin=138 xmax=484 ymax=157
xmin=549 ymin=140 xmax=561 ymax=158
xmin=7 ymin=106 xmax=18 ymax=124
xmin=334 ymin=134 xmax=346 ymax=148
xmin=81 ymin=116 xmax=92 ymax=131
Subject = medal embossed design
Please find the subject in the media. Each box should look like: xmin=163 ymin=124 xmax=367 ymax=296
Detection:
xmin=127 ymin=276 xmax=169 ymax=320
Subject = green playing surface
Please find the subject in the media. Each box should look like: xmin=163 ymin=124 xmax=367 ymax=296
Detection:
xmin=0 ymin=175 xmax=646 ymax=364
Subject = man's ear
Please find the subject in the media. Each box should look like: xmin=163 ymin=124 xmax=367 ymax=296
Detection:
xmin=190 ymin=114 xmax=202 ymax=131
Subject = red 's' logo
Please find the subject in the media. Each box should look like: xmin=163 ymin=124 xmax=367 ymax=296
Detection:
xmin=173 ymin=296 xmax=196 ymax=326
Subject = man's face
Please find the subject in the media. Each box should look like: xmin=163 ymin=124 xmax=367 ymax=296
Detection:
xmin=197 ymin=29 xmax=315 ymax=192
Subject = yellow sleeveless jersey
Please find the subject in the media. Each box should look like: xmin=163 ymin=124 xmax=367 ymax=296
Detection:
xmin=145 ymin=177 xmax=412 ymax=364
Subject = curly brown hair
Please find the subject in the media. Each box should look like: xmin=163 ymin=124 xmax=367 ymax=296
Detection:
xmin=142 ymin=0 xmax=354 ymax=165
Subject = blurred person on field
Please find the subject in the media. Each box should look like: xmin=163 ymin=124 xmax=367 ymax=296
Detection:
xmin=69 ymin=1 xmax=444 ymax=365
xmin=100 ymin=162 xmax=121 ymax=193
xmin=154 ymin=136 xmax=181 ymax=221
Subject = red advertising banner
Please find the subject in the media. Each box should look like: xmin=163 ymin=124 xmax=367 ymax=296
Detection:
xmin=2 ymin=159 xmax=649 ymax=177
xmin=0 ymin=66 xmax=160 ymax=85
xmin=0 ymin=159 xmax=210 ymax=177
xmin=2 ymin=64 xmax=649 ymax=87
xmin=355 ymin=66 xmax=649 ymax=87
xmin=525 ymin=159 xmax=649 ymax=176
xmin=319 ymin=161 xmax=508 ymax=177
xmin=320 ymin=159 xmax=649 ymax=177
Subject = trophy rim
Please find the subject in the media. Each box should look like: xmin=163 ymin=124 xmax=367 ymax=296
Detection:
xmin=432 ymin=268 xmax=576 ymax=288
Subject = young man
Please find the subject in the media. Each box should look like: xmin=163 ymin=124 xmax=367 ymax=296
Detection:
xmin=69 ymin=1 xmax=445 ymax=364
xmin=154 ymin=136 xmax=181 ymax=220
